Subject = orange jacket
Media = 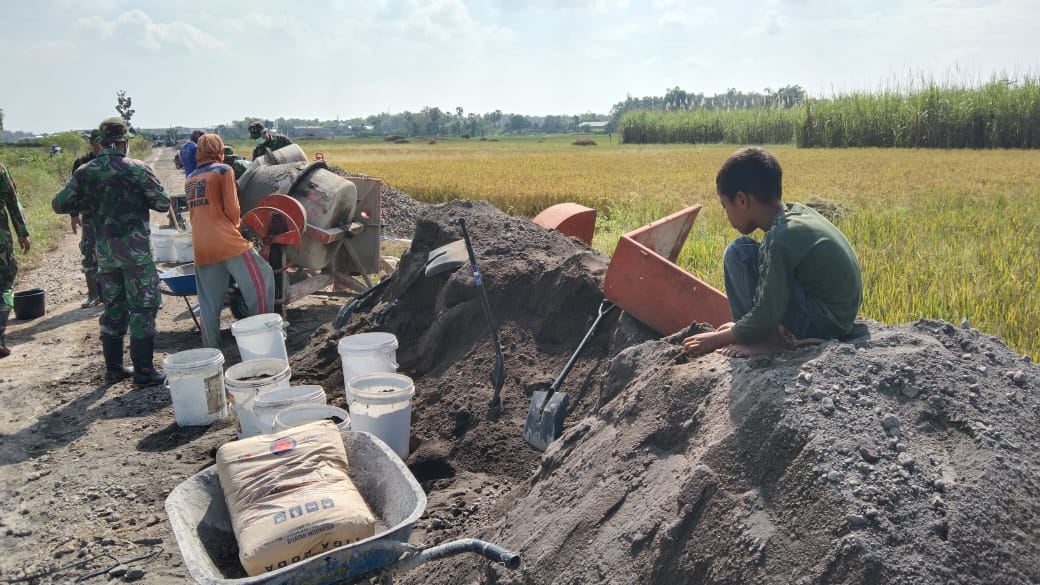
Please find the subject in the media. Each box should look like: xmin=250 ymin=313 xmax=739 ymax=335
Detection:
xmin=184 ymin=135 xmax=253 ymax=266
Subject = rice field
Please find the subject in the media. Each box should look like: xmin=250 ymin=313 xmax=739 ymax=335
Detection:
xmin=303 ymin=136 xmax=1040 ymax=361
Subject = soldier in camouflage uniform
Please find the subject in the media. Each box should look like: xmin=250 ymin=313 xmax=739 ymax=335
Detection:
xmin=0 ymin=162 xmax=31 ymax=358
xmin=248 ymin=121 xmax=293 ymax=160
xmin=70 ymin=129 xmax=103 ymax=308
xmin=52 ymin=117 xmax=170 ymax=385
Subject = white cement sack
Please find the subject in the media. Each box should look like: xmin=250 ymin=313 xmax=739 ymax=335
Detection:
xmin=216 ymin=420 xmax=376 ymax=576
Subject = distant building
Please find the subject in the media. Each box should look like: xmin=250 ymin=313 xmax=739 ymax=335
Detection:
xmin=291 ymin=126 xmax=330 ymax=138
xmin=578 ymin=121 xmax=612 ymax=133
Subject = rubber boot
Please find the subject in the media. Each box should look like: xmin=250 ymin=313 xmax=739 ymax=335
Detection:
xmin=0 ymin=310 xmax=10 ymax=358
xmin=101 ymin=335 xmax=133 ymax=382
xmin=81 ymin=272 xmax=101 ymax=308
xmin=130 ymin=337 xmax=165 ymax=386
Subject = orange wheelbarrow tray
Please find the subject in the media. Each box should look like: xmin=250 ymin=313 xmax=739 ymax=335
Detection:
xmin=603 ymin=204 xmax=731 ymax=336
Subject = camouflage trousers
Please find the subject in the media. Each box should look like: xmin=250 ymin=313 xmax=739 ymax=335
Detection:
xmin=98 ymin=263 xmax=161 ymax=340
xmin=0 ymin=242 xmax=17 ymax=311
xmin=79 ymin=213 xmax=97 ymax=274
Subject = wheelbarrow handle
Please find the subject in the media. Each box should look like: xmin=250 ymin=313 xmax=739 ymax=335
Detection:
xmin=390 ymin=538 xmax=521 ymax=572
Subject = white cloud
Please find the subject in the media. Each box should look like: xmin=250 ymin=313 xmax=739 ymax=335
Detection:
xmin=579 ymin=44 xmax=620 ymax=59
xmin=657 ymin=10 xmax=691 ymax=27
xmin=75 ymin=9 xmax=225 ymax=52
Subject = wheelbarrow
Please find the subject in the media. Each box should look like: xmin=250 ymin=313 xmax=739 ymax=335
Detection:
xmin=165 ymin=431 xmax=520 ymax=585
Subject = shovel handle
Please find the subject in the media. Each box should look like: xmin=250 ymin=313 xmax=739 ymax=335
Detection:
xmin=547 ymin=300 xmax=617 ymax=394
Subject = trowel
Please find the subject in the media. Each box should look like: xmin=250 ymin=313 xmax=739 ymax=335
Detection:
xmin=523 ymin=299 xmax=616 ymax=451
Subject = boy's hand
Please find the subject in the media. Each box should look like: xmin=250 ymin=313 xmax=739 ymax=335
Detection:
xmin=683 ymin=331 xmax=721 ymax=355
xmin=683 ymin=327 xmax=738 ymax=356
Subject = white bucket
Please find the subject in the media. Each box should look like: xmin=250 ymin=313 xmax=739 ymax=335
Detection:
xmin=224 ymin=358 xmax=292 ymax=438
xmin=151 ymin=228 xmax=176 ymax=263
xmin=163 ymin=348 xmax=227 ymax=427
xmin=339 ymin=332 xmax=398 ymax=403
xmin=231 ymin=313 xmax=288 ymax=362
xmin=272 ymin=404 xmax=351 ymax=434
xmin=346 ymin=372 xmax=414 ymax=459
xmin=253 ymin=385 xmax=327 ymax=434
xmin=174 ymin=233 xmax=194 ymax=264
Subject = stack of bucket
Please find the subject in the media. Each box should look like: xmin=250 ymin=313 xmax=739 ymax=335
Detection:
xmin=164 ymin=312 xmax=345 ymax=438
xmin=339 ymin=332 xmax=414 ymax=460
xmin=162 ymin=312 xmax=416 ymax=458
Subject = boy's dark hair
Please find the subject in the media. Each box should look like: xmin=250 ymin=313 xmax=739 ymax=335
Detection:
xmin=716 ymin=147 xmax=783 ymax=203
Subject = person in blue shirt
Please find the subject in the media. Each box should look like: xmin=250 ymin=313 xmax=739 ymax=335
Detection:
xmin=178 ymin=131 xmax=204 ymax=177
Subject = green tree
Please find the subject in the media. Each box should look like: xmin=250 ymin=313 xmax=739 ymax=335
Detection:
xmin=115 ymin=90 xmax=135 ymax=129
xmin=0 ymin=108 xmax=4 ymax=135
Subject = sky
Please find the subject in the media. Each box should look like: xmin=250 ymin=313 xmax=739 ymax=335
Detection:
xmin=2 ymin=0 xmax=1038 ymax=134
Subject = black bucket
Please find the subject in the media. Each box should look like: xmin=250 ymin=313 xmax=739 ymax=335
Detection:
xmin=13 ymin=289 xmax=45 ymax=320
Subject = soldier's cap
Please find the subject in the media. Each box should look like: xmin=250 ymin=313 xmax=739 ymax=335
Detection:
xmin=98 ymin=116 xmax=131 ymax=144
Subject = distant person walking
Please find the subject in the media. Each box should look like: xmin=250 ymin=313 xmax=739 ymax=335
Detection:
xmin=179 ymin=130 xmax=204 ymax=177
xmin=185 ymin=134 xmax=274 ymax=348
xmin=52 ymin=117 xmax=171 ymax=385
xmin=248 ymin=122 xmax=293 ymax=161
xmin=0 ymin=163 xmax=31 ymax=358
xmin=70 ymin=129 xmax=103 ymax=308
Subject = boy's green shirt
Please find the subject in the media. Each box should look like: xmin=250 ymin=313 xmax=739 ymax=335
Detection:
xmin=732 ymin=202 xmax=862 ymax=343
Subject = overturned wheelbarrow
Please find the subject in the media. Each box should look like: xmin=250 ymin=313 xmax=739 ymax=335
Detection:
xmin=603 ymin=204 xmax=731 ymax=336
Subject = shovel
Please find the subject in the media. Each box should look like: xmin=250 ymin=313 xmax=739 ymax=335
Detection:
xmin=459 ymin=218 xmax=506 ymax=408
xmin=334 ymin=274 xmax=394 ymax=329
xmin=523 ymin=299 xmax=617 ymax=451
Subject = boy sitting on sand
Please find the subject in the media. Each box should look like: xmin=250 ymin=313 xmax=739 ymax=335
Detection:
xmin=683 ymin=147 xmax=862 ymax=358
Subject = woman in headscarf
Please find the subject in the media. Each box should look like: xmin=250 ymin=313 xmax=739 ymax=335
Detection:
xmin=184 ymin=134 xmax=274 ymax=348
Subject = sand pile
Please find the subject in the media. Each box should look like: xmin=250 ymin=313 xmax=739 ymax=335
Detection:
xmin=293 ymin=200 xmax=1039 ymax=585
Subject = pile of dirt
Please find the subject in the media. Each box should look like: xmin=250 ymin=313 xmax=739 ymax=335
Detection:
xmin=292 ymin=200 xmax=1039 ymax=584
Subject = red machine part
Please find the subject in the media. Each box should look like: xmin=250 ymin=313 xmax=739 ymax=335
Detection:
xmin=242 ymin=194 xmax=306 ymax=267
xmin=532 ymin=203 xmax=597 ymax=245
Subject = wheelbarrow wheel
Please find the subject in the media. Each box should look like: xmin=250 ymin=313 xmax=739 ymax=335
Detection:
xmin=228 ymin=288 xmax=250 ymax=320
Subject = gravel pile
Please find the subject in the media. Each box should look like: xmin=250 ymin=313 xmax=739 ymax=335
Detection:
xmin=328 ymin=165 xmax=428 ymax=240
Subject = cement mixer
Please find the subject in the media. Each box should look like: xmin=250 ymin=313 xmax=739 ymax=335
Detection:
xmin=232 ymin=152 xmax=383 ymax=317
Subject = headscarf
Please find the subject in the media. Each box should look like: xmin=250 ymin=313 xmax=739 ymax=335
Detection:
xmin=196 ymin=134 xmax=225 ymax=166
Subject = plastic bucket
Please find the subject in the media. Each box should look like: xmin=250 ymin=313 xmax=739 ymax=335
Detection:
xmin=346 ymin=372 xmax=415 ymax=459
xmin=12 ymin=289 xmax=45 ymax=320
xmin=339 ymin=332 xmax=398 ymax=403
xmin=151 ymin=228 xmax=176 ymax=262
xmin=253 ymin=384 xmax=327 ymax=434
xmin=272 ymin=404 xmax=351 ymax=434
xmin=174 ymin=233 xmax=194 ymax=264
xmin=224 ymin=358 xmax=292 ymax=438
xmin=231 ymin=313 xmax=288 ymax=362
xmin=163 ymin=348 xmax=226 ymax=427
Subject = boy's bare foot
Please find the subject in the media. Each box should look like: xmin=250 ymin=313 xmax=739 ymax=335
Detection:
xmin=716 ymin=338 xmax=787 ymax=357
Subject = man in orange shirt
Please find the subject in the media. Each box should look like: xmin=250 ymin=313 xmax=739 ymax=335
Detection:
xmin=184 ymin=134 xmax=274 ymax=348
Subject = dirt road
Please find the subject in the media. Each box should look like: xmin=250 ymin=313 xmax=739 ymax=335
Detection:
xmin=0 ymin=148 xmax=344 ymax=584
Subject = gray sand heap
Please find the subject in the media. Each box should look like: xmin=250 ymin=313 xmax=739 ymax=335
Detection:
xmin=292 ymin=200 xmax=1039 ymax=585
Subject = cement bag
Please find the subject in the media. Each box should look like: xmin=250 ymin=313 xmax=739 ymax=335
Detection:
xmin=216 ymin=420 xmax=376 ymax=576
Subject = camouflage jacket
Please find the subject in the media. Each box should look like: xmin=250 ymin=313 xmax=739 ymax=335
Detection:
xmin=252 ymin=133 xmax=293 ymax=160
xmin=68 ymin=152 xmax=97 ymax=219
xmin=52 ymin=148 xmax=170 ymax=270
xmin=0 ymin=163 xmax=30 ymax=250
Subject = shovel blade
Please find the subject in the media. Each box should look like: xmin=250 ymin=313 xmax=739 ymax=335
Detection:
xmin=424 ymin=240 xmax=468 ymax=276
xmin=523 ymin=390 xmax=569 ymax=451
